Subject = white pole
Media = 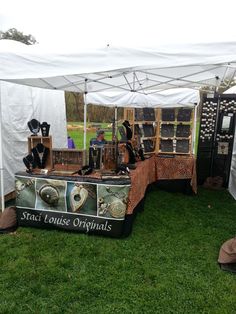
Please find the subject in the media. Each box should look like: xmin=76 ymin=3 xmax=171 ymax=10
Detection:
xmin=83 ymin=79 xmax=88 ymax=150
xmin=0 ymin=84 xmax=5 ymax=212
xmin=83 ymin=99 xmax=87 ymax=150
xmin=114 ymin=106 xmax=118 ymax=138
xmin=192 ymin=103 xmax=199 ymax=155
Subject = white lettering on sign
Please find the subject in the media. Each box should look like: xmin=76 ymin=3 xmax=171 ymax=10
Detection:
xmin=73 ymin=217 xmax=112 ymax=233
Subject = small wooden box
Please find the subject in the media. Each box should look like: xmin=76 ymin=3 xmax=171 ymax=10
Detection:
xmin=52 ymin=149 xmax=86 ymax=171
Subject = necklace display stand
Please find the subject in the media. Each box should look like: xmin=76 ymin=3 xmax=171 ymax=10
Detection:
xmin=23 ymin=154 xmax=36 ymax=173
xmin=32 ymin=143 xmax=49 ymax=169
xmin=28 ymin=135 xmax=53 ymax=170
xmin=27 ymin=119 xmax=41 ymax=136
xmin=40 ymin=122 xmax=50 ymax=137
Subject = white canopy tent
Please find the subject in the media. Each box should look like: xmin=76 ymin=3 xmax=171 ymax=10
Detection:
xmin=1 ymin=40 xmax=236 ymax=208
xmin=0 ymin=41 xmax=236 ymax=94
xmin=0 ymin=80 xmax=67 ymax=210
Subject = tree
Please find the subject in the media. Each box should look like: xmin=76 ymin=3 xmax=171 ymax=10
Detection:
xmin=0 ymin=28 xmax=37 ymax=45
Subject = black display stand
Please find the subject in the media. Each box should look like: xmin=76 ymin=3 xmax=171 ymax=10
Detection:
xmin=197 ymin=94 xmax=236 ymax=187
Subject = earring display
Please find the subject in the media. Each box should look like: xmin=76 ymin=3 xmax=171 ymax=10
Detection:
xmin=143 ymin=108 xmax=156 ymax=121
xmin=135 ymin=108 xmax=144 ymax=121
xmin=160 ymin=139 xmax=173 ymax=153
xmin=40 ymin=122 xmax=50 ymax=137
xmin=176 ymin=125 xmax=190 ymax=138
xmin=199 ymin=100 xmax=217 ymax=142
xmin=162 ymin=109 xmax=175 ymax=121
xmin=177 ymin=108 xmax=192 ymax=122
xmin=161 ymin=124 xmax=174 ymax=137
xmin=176 ymin=139 xmax=189 ymax=153
xmin=143 ymin=139 xmax=155 ymax=153
xmin=142 ymin=124 xmax=155 ymax=137
xmin=158 ymin=108 xmax=193 ymax=155
xmin=27 ymin=119 xmax=41 ymax=136
xmin=197 ymin=95 xmax=236 ymax=187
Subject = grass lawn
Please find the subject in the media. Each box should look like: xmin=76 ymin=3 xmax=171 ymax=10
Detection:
xmin=1 ymin=187 xmax=236 ymax=313
xmin=67 ymin=122 xmax=113 ymax=149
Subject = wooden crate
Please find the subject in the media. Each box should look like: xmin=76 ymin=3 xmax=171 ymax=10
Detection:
xmin=52 ymin=149 xmax=86 ymax=171
xmin=28 ymin=136 xmax=53 ymax=170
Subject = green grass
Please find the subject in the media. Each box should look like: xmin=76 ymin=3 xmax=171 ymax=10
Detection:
xmin=1 ymin=187 xmax=236 ymax=313
xmin=67 ymin=122 xmax=113 ymax=149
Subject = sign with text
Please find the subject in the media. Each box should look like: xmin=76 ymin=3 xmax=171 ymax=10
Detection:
xmin=15 ymin=175 xmax=130 ymax=237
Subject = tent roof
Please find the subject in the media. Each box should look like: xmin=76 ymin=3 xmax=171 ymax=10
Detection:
xmin=86 ymin=89 xmax=199 ymax=108
xmin=0 ymin=40 xmax=236 ymax=106
xmin=224 ymin=85 xmax=236 ymax=94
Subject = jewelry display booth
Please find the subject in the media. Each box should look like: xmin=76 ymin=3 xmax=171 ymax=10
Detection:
xmin=15 ymin=101 xmax=198 ymax=237
xmin=2 ymin=41 xmax=236 ymax=236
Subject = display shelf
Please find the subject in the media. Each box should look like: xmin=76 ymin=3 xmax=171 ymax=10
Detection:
xmin=156 ymin=108 xmax=193 ymax=155
xmin=160 ymin=136 xmax=190 ymax=140
xmin=124 ymin=108 xmax=157 ymax=154
xmin=124 ymin=107 xmax=193 ymax=155
xmin=141 ymin=136 xmax=156 ymax=139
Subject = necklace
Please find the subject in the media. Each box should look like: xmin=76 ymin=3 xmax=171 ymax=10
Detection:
xmin=28 ymin=119 xmax=40 ymax=135
xmin=36 ymin=146 xmax=45 ymax=166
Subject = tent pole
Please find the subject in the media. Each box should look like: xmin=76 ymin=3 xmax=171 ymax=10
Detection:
xmin=0 ymin=85 xmax=5 ymax=212
xmin=83 ymin=79 xmax=88 ymax=150
xmin=83 ymin=99 xmax=87 ymax=150
xmin=114 ymin=106 xmax=118 ymax=138
xmin=192 ymin=103 xmax=199 ymax=155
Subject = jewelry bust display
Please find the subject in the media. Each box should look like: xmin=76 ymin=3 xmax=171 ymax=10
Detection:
xmin=32 ymin=143 xmax=49 ymax=169
xmin=40 ymin=122 xmax=50 ymax=137
xmin=27 ymin=119 xmax=41 ymax=136
xmin=23 ymin=154 xmax=36 ymax=173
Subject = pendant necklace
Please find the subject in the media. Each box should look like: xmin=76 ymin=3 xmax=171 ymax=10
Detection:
xmin=36 ymin=147 xmax=45 ymax=166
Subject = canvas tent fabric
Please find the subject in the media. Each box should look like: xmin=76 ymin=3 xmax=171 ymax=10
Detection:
xmin=0 ymin=40 xmax=236 ymax=94
xmin=223 ymin=86 xmax=236 ymax=200
xmin=0 ymin=81 xmax=67 ymax=196
xmin=85 ymin=89 xmax=199 ymax=107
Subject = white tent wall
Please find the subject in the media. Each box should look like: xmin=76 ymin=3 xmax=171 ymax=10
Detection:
xmin=223 ymin=86 xmax=236 ymax=200
xmin=0 ymin=81 xmax=67 ymax=196
xmin=229 ymin=125 xmax=236 ymax=200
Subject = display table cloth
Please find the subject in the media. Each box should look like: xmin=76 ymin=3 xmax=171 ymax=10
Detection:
xmin=127 ymin=156 xmax=156 ymax=214
xmin=155 ymin=155 xmax=197 ymax=194
xmin=15 ymin=155 xmax=197 ymax=237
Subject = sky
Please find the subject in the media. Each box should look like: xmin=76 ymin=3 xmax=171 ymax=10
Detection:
xmin=0 ymin=0 xmax=236 ymax=49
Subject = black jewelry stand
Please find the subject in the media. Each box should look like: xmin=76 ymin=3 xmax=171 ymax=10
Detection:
xmin=28 ymin=119 xmax=41 ymax=136
xmin=122 ymin=120 xmax=132 ymax=140
xmin=40 ymin=122 xmax=50 ymax=137
xmin=23 ymin=154 xmax=36 ymax=173
xmin=32 ymin=143 xmax=49 ymax=169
